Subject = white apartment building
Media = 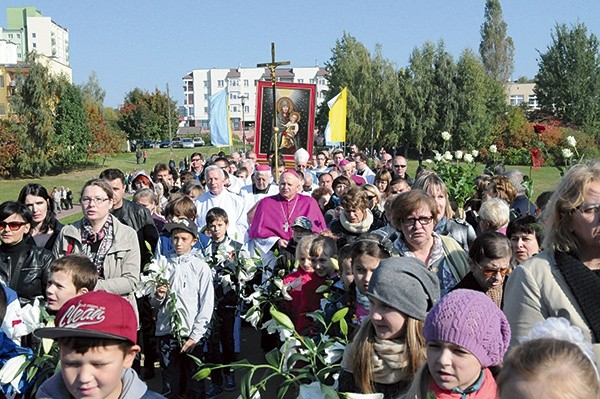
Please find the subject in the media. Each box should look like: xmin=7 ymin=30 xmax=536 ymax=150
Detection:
xmin=182 ymin=66 xmax=328 ymax=130
xmin=4 ymin=7 xmax=71 ymax=82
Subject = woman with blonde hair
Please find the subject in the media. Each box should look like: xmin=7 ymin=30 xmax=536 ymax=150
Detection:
xmin=504 ymin=160 xmax=600 ymax=366
xmin=338 ymin=257 xmax=439 ymax=398
xmin=362 ymin=184 xmax=385 ymax=229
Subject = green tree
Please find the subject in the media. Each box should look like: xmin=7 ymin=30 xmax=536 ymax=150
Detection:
xmin=79 ymin=71 xmax=106 ymax=108
xmin=479 ymin=0 xmax=515 ymax=82
xmin=52 ymin=78 xmax=91 ymax=169
xmin=87 ymin=103 xmax=124 ymax=165
xmin=535 ymin=23 xmax=600 ymax=128
xmin=118 ymin=88 xmax=178 ymax=143
xmin=431 ymin=43 xmax=458 ymax=147
xmin=455 ymin=49 xmax=505 ymax=149
xmin=9 ymin=56 xmax=57 ymax=176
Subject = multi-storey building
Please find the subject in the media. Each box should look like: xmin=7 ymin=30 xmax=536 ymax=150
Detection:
xmin=506 ymin=82 xmax=539 ymax=110
xmin=182 ymin=66 xmax=328 ymax=130
xmin=0 ymin=39 xmax=27 ymax=119
xmin=3 ymin=6 xmax=71 ymax=81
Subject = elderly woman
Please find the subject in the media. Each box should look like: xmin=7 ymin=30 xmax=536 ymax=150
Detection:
xmin=0 ymin=201 xmax=54 ymax=305
xmin=506 ymin=214 xmax=543 ymax=265
xmin=390 ymin=190 xmax=469 ymax=296
xmin=453 ymin=232 xmax=512 ymax=307
xmin=413 ymin=172 xmax=476 ymax=251
xmin=53 ymin=179 xmax=140 ymax=317
xmin=17 ymin=183 xmax=63 ymax=251
xmin=479 ymin=197 xmax=510 ymax=235
xmin=330 ymin=186 xmax=380 ymax=248
xmin=504 ymin=160 xmax=600 ymax=366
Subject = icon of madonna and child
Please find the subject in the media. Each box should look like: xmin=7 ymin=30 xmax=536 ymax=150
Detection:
xmin=276 ymin=97 xmax=301 ymax=151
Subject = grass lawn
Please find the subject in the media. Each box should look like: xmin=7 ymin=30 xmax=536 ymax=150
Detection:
xmin=1 ymin=147 xmax=562 ymax=224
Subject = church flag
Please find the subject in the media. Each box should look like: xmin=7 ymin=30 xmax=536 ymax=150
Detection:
xmin=327 ymin=87 xmax=347 ymax=143
xmin=209 ymin=89 xmax=232 ymax=147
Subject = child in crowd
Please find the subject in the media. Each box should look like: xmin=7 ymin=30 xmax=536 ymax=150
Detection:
xmin=351 ymin=233 xmax=392 ymax=324
xmin=278 ymin=216 xmax=313 ymax=272
xmin=45 ymin=254 xmax=98 ymax=312
xmin=283 ymin=234 xmax=317 ymax=333
xmin=337 ymin=244 xmax=354 ymax=292
xmin=497 ymin=317 xmax=599 ymax=399
xmin=34 ymin=291 xmax=164 ymax=398
xmin=404 ymin=289 xmax=511 ymax=398
xmin=181 ymin=180 xmax=204 ymax=202
xmin=151 ymin=218 xmax=214 ymax=399
xmin=339 ymin=257 xmax=440 ymax=397
xmin=133 ymin=188 xmax=166 ymax=233
xmin=204 ymin=207 xmax=244 ymax=396
xmin=157 ymin=196 xmax=209 ymax=256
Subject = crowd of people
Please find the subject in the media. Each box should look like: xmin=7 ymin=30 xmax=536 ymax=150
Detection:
xmin=0 ymin=145 xmax=598 ymax=399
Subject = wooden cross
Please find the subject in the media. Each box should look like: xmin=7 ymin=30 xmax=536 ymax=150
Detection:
xmin=257 ymin=42 xmax=290 ymax=179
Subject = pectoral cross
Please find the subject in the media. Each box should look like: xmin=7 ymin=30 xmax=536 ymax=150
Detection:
xmin=283 ymin=221 xmax=289 ymax=232
xmin=257 ymin=43 xmax=290 ymax=179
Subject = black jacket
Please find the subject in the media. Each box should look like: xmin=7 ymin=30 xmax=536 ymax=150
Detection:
xmin=112 ymin=199 xmax=159 ymax=270
xmin=0 ymin=242 xmax=54 ymax=305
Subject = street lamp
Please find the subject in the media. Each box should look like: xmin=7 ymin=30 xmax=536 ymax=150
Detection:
xmin=239 ymin=93 xmax=249 ymax=153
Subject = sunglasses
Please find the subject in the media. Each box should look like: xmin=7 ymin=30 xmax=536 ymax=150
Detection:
xmin=480 ymin=268 xmax=512 ymax=278
xmin=0 ymin=221 xmax=28 ymax=231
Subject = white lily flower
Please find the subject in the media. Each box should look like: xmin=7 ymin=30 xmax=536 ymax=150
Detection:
xmin=471 ymin=149 xmax=479 ymax=157
xmin=323 ymin=341 xmax=345 ymax=365
xmin=443 ymin=151 xmax=453 ymax=161
xmin=441 ymin=131 xmax=451 ymax=141
xmin=454 ymin=150 xmax=463 ymax=160
xmin=242 ymin=308 xmax=261 ymax=328
xmin=425 ymin=159 xmax=433 ymax=164
xmin=434 ymin=153 xmax=443 ymax=162
xmin=562 ymin=148 xmax=573 ymax=159
xmin=489 ymin=145 xmax=497 ymax=154
xmin=463 ymin=153 xmax=474 ymax=163
xmin=567 ymin=136 xmax=577 ymax=147
xmin=298 ymin=381 xmax=325 ymax=399
xmin=0 ymin=354 xmax=27 ymax=389
xmin=263 ymin=319 xmax=293 ymax=341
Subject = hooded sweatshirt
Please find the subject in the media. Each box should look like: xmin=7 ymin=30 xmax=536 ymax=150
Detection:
xmin=36 ymin=368 xmax=165 ymax=399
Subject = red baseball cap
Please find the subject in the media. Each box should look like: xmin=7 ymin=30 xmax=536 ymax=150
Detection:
xmin=34 ymin=291 xmax=137 ymax=344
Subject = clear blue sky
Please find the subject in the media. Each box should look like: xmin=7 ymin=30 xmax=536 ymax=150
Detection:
xmin=3 ymin=1 xmax=599 ymax=108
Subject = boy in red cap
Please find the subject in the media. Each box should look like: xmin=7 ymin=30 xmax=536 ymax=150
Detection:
xmin=34 ymin=290 xmax=164 ymax=398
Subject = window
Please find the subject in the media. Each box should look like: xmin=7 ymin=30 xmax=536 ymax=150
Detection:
xmin=232 ymin=106 xmax=239 ymax=112
xmin=244 ymin=79 xmax=249 ymax=86
xmin=187 ymin=93 xmax=194 ymax=105
xmin=245 ymin=105 xmax=249 ymax=113
xmin=204 ymin=80 xmax=209 ymax=88
xmin=310 ymin=78 xmax=316 ymax=84
xmin=297 ymin=79 xmax=304 ymax=83
xmin=0 ymin=75 xmax=4 ymax=88
xmin=16 ymin=34 xmax=20 ymax=39
xmin=528 ymin=95 xmax=538 ymax=108
xmin=509 ymin=95 xmax=524 ymax=106
xmin=204 ymin=107 xmax=208 ymax=113
xmin=186 ymin=81 xmax=193 ymax=91
xmin=32 ymin=33 xmax=36 ymax=38
xmin=32 ymin=43 xmax=37 ymax=48
xmin=8 ymin=34 xmax=13 ymax=39
xmin=217 ymin=80 xmax=224 ymax=87
xmin=204 ymin=94 xmax=209 ymax=100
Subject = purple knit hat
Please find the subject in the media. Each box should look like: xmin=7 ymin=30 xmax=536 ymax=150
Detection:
xmin=423 ymin=289 xmax=511 ymax=368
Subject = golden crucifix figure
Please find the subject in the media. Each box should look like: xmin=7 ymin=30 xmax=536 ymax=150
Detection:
xmin=257 ymin=42 xmax=290 ymax=179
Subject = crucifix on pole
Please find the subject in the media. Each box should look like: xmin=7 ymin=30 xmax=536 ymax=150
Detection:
xmin=257 ymin=42 xmax=290 ymax=179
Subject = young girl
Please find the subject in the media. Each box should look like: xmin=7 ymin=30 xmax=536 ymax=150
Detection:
xmin=404 ymin=289 xmax=511 ymax=398
xmin=282 ymin=234 xmax=317 ymax=333
xmin=497 ymin=317 xmax=599 ymax=399
xmin=338 ymin=257 xmax=440 ymax=398
xmin=351 ymin=233 xmax=392 ymax=324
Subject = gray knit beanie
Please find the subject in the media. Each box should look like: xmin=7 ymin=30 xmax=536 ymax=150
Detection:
xmin=366 ymin=257 xmax=440 ymax=320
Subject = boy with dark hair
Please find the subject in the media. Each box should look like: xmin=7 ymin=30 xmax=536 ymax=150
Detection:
xmin=34 ymin=291 xmax=164 ymax=398
xmin=152 ymin=218 xmax=214 ymax=398
xmin=46 ymin=254 xmax=98 ymax=312
xmin=204 ymin=207 xmax=244 ymax=396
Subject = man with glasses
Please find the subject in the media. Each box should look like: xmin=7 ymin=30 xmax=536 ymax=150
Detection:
xmin=190 ymin=152 xmax=204 ymax=183
xmin=392 ymin=155 xmax=413 ymax=185
xmin=313 ymin=151 xmax=330 ymax=176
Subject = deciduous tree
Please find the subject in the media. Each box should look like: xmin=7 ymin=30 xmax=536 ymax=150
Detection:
xmin=479 ymin=0 xmax=515 ymax=83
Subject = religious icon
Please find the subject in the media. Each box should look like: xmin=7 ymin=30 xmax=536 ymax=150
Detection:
xmin=254 ymin=81 xmax=316 ymax=163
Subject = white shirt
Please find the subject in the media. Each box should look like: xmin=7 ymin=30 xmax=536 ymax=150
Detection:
xmin=195 ymin=190 xmax=248 ymax=243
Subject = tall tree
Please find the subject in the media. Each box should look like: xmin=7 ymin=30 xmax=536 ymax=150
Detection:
xmin=87 ymin=103 xmax=124 ymax=165
xmin=118 ymin=88 xmax=178 ymax=142
xmin=535 ymin=23 xmax=600 ymax=128
xmin=9 ymin=56 xmax=57 ymax=176
xmin=53 ymin=78 xmax=91 ymax=169
xmin=479 ymin=0 xmax=515 ymax=82
xmin=79 ymin=71 xmax=106 ymax=108
xmin=431 ymin=42 xmax=458 ymax=146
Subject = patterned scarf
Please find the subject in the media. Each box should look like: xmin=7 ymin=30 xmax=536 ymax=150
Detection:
xmin=371 ymin=337 xmax=410 ymax=384
xmin=81 ymin=217 xmax=114 ymax=278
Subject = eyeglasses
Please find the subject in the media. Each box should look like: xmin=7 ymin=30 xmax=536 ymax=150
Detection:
xmin=393 ymin=164 xmax=407 ymax=169
xmin=480 ymin=268 xmax=512 ymax=278
xmin=576 ymin=203 xmax=600 ymax=217
xmin=0 ymin=221 xmax=28 ymax=231
xmin=191 ymin=158 xmax=202 ymax=162
xmin=367 ymin=195 xmax=376 ymax=200
xmin=81 ymin=197 xmax=110 ymax=206
xmin=402 ymin=216 xmax=434 ymax=227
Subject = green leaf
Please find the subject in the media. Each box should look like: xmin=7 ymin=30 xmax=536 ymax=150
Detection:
xmin=265 ymin=348 xmax=281 ymax=368
xmin=321 ymin=383 xmax=341 ymax=398
xmin=270 ymin=306 xmax=295 ymax=332
xmin=339 ymin=317 xmax=348 ymax=336
xmin=331 ymin=307 xmax=348 ymax=323
xmin=315 ymin=284 xmax=329 ymax=293
xmin=192 ymin=367 xmax=211 ymax=380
